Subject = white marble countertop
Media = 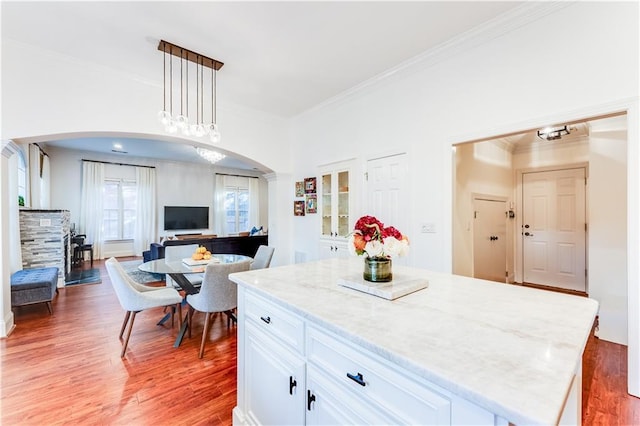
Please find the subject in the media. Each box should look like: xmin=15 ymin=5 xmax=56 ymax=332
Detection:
xmin=229 ymin=258 xmax=598 ymax=425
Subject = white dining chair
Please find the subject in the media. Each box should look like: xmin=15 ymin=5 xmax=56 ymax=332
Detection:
xmin=164 ymin=244 xmax=204 ymax=289
xmin=105 ymin=257 xmax=184 ymax=358
xmin=250 ymin=245 xmax=275 ymax=270
xmin=186 ymin=260 xmax=251 ymax=358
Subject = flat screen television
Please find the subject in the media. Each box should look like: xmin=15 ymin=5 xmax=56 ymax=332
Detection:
xmin=164 ymin=206 xmax=209 ymax=231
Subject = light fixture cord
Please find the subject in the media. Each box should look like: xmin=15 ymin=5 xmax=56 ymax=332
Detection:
xmin=211 ymin=64 xmax=217 ymax=124
xmin=185 ymin=50 xmax=189 ymax=119
xmin=180 ymin=48 xmax=184 ymax=115
xmin=169 ymin=45 xmax=173 ymax=115
xmin=197 ymin=56 xmax=201 ymax=124
xmin=200 ymin=57 xmax=204 ymax=124
xmin=162 ymin=43 xmax=166 ymax=111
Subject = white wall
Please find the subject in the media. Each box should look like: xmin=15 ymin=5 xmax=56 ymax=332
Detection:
xmin=453 ymin=141 xmax=514 ymax=278
xmin=589 ymin=130 xmax=628 ymax=345
xmin=287 ymin=1 xmax=638 ymax=384
xmin=291 ymin=2 xmax=639 ymax=273
xmin=46 ymin=145 xmax=269 ymax=257
xmin=1 ymin=40 xmax=291 ymax=176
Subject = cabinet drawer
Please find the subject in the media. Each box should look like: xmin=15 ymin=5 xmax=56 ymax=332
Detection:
xmin=245 ymin=291 xmax=305 ymax=355
xmin=306 ymin=325 xmax=450 ymax=424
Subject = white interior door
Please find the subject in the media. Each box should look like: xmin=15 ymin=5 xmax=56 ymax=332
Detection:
xmin=366 ymin=154 xmax=408 ymax=262
xmin=473 ymin=198 xmax=507 ymax=283
xmin=367 ymin=154 xmax=407 ymax=227
xmin=522 ymin=168 xmax=586 ymax=292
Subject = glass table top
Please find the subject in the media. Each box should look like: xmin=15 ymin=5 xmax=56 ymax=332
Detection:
xmin=138 ymin=254 xmax=253 ymax=274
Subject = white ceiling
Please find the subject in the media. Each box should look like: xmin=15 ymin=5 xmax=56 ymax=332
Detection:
xmin=1 ymin=1 xmax=525 ymax=168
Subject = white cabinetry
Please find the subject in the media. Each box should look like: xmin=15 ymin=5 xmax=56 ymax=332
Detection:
xmin=320 ymin=161 xmax=353 ymax=239
xmin=235 ymin=287 xmax=496 ymax=425
xmin=244 ymin=322 xmax=305 ymax=425
xmin=319 ymin=160 xmax=354 ymax=260
xmin=318 ymin=239 xmax=349 ymax=259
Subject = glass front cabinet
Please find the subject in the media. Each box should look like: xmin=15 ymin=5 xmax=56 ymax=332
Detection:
xmin=319 ymin=160 xmax=354 ymax=258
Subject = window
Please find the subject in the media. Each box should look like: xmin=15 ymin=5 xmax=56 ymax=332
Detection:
xmin=103 ymin=179 xmax=137 ymax=240
xmin=17 ymin=151 xmax=26 ymax=206
xmin=224 ymin=187 xmax=250 ymax=234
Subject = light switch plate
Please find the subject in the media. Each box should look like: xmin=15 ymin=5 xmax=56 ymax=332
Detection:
xmin=420 ymin=223 xmax=436 ymax=233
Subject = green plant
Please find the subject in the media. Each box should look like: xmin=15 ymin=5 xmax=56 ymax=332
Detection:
xmin=18 ymin=195 xmax=24 ymax=207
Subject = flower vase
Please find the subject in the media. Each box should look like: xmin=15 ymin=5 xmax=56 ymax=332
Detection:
xmin=363 ymin=257 xmax=392 ymax=282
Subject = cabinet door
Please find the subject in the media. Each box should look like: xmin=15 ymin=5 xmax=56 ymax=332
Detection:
xmin=320 ymin=163 xmax=352 ymax=239
xmin=244 ymin=323 xmax=306 ymax=426
xmin=319 ymin=240 xmax=349 ymax=259
xmin=321 ymin=173 xmax=333 ymax=237
xmin=306 ymin=364 xmax=393 ymax=425
xmin=336 ymin=170 xmax=350 ymax=237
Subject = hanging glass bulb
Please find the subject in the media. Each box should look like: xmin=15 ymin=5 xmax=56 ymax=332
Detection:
xmin=192 ymin=123 xmax=206 ymax=137
xmin=165 ymin=119 xmax=178 ymax=134
xmin=158 ymin=110 xmax=172 ymax=125
xmin=175 ymin=114 xmax=188 ymax=129
xmin=207 ymin=122 xmax=221 ymax=143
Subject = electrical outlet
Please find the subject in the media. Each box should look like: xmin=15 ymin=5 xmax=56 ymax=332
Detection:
xmin=420 ymin=223 xmax=436 ymax=233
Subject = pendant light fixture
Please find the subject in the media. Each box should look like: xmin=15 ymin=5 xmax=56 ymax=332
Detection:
xmin=208 ymin=64 xmax=221 ymax=143
xmin=157 ymin=40 xmax=223 ymax=143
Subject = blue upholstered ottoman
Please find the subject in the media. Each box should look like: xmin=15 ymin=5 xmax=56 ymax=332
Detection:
xmin=10 ymin=267 xmax=59 ymax=314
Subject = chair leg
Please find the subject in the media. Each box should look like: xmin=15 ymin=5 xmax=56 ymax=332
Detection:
xmin=177 ymin=303 xmax=182 ymax=328
xmin=199 ymin=312 xmax=214 ymax=359
xmin=187 ymin=306 xmax=195 ymax=339
xmin=46 ymin=301 xmax=53 ymax=315
xmin=121 ymin=311 xmax=138 ymax=358
xmin=119 ymin=311 xmax=131 ymax=339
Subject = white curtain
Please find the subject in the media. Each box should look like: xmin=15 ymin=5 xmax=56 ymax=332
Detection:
xmin=134 ymin=166 xmax=157 ymax=256
xmin=80 ymin=161 xmax=105 ymax=259
xmin=8 ymin=154 xmax=23 ymax=272
xmin=41 ymin=154 xmax=50 ymax=209
xmin=214 ymin=174 xmax=227 ymax=237
xmin=28 ymin=144 xmax=42 ymax=208
xmin=27 ymin=144 xmax=51 ymax=208
xmin=248 ymin=177 xmax=260 ymax=229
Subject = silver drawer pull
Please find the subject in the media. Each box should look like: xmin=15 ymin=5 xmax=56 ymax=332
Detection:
xmin=347 ymin=372 xmax=366 ymax=387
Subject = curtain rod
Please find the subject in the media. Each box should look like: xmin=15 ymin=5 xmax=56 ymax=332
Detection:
xmin=215 ymin=172 xmax=259 ymax=179
xmin=82 ymin=159 xmax=155 ymax=169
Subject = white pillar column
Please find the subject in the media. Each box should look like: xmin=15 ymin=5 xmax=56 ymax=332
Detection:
xmin=0 ymin=141 xmax=19 ymax=338
xmin=263 ymin=172 xmax=293 ymax=267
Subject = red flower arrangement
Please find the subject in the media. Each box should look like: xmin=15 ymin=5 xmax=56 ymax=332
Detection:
xmin=349 ymin=215 xmax=409 ymax=258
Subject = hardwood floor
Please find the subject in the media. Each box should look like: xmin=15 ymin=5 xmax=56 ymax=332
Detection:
xmin=2 ymin=258 xmax=639 ymax=424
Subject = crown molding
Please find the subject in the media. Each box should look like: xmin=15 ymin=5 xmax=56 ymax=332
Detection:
xmin=1 ymin=140 xmax=22 ymax=159
xmin=296 ymin=2 xmax=573 ymax=120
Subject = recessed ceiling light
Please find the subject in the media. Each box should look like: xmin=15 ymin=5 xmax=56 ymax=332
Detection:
xmin=113 ymin=142 xmax=123 ymax=150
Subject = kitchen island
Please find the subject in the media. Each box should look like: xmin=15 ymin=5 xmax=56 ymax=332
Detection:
xmin=230 ymin=258 xmax=598 ymax=425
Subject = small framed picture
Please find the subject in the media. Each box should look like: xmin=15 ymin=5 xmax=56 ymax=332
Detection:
xmin=306 ymin=194 xmax=317 ymax=214
xmin=304 ymin=177 xmax=317 ymax=194
xmin=295 ymin=181 xmax=304 ymax=197
xmin=294 ymin=200 xmax=305 ymax=216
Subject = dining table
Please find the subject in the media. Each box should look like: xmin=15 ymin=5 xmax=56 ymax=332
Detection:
xmin=138 ymin=254 xmax=253 ymax=346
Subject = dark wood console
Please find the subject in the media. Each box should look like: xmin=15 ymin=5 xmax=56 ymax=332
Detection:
xmin=163 ymin=235 xmax=268 ymax=258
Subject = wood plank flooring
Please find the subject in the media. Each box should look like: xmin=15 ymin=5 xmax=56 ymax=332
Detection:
xmin=2 ymin=257 xmax=639 ymax=424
